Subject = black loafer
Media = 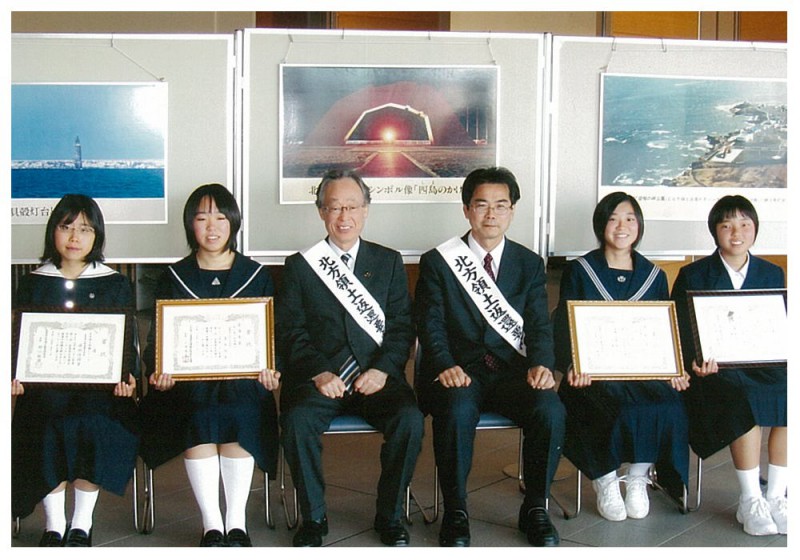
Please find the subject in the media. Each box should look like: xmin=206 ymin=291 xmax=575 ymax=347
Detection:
xmin=439 ymin=509 xmax=470 ymax=547
xmin=39 ymin=530 xmax=64 ymax=547
xmin=519 ymin=506 xmax=560 ymax=547
xmin=293 ymin=516 xmax=329 ymax=547
xmin=199 ymin=529 xmax=226 ymax=547
xmin=374 ymin=518 xmax=410 ymax=546
xmin=64 ymin=528 xmax=92 ymax=547
xmin=225 ymin=528 xmax=252 ymax=547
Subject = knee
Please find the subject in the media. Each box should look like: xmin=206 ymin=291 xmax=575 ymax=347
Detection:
xmin=528 ymin=394 xmax=567 ymax=433
xmin=393 ymin=404 xmax=425 ymax=442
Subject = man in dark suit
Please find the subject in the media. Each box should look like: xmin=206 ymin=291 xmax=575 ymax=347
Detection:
xmin=277 ymin=169 xmax=423 ymax=547
xmin=415 ymin=166 xmax=565 ymax=547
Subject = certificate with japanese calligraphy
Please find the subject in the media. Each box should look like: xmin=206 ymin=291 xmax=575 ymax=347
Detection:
xmin=686 ymin=289 xmax=787 ymax=368
xmin=567 ymin=301 xmax=684 ymax=380
xmin=155 ymin=298 xmax=275 ymax=381
xmin=15 ymin=311 xmax=126 ymax=384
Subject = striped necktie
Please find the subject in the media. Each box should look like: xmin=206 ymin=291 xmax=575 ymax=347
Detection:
xmin=338 ymin=252 xmax=360 ymax=392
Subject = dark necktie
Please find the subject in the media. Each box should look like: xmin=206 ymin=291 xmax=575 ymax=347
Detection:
xmin=482 ymin=252 xmax=502 ymax=372
xmin=483 ymin=253 xmax=496 ymax=281
xmin=341 ymin=252 xmax=352 ymax=269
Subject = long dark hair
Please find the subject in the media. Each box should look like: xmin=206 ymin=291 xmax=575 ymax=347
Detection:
xmin=183 ymin=183 xmax=242 ymax=252
xmin=41 ymin=194 xmax=106 ymax=267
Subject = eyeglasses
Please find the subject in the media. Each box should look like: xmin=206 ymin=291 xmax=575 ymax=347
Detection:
xmin=471 ymin=202 xmax=513 ymax=216
xmin=56 ymin=224 xmax=95 ymax=236
xmin=321 ymin=205 xmax=365 ymax=216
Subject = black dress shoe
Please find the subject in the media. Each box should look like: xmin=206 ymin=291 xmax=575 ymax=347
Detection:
xmin=199 ymin=529 xmax=226 ymax=547
xmin=439 ymin=509 xmax=470 ymax=547
xmin=293 ymin=516 xmax=329 ymax=547
xmin=64 ymin=528 xmax=92 ymax=547
xmin=39 ymin=530 xmax=64 ymax=547
xmin=519 ymin=505 xmax=560 ymax=547
xmin=374 ymin=518 xmax=410 ymax=546
xmin=225 ymin=528 xmax=252 ymax=547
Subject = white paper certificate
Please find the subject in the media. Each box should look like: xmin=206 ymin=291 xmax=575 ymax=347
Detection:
xmin=15 ymin=312 xmax=126 ymax=384
xmin=568 ymin=301 xmax=683 ymax=380
xmin=157 ymin=298 xmax=273 ymax=379
xmin=689 ymin=291 xmax=787 ymax=365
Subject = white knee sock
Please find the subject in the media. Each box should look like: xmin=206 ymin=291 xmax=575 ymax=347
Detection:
xmin=735 ymin=466 xmax=762 ymax=501
xmin=766 ymin=464 xmax=788 ymax=500
xmin=42 ymin=488 xmax=67 ymax=535
xmin=220 ymin=455 xmax=254 ymax=532
xmin=70 ymin=488 xmax=99 ymax=532
xmin=184 ymin=456 xmax=224 ymax=533
xmin=628 ymin=463 xmax=652 ymax=479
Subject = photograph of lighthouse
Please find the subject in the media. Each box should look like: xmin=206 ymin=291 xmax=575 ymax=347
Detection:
xmin=11 ymin=83 xmax=167 ymax=224
xmin=279 ymin=65 xmax=498 ymax=204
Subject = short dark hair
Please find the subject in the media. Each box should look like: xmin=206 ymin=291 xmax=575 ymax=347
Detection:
xmin=592 ymin=191 xmax=645 ymax=249
xmin=461 ymin=166 xmax=521 ymax=207
xmin=41 ymin=194 xmax=106 ymax=267
xmin=183 ymin=183 xmax=242 ymax=252
xmin=314 ymin=169 xmax=372 ymax=209
xmin=707 ymin=195 xmax=759 ymax=246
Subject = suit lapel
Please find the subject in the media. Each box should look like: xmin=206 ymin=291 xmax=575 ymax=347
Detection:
xmin=352 ymin=239 xmax=376 ymax=292
xmin=708 ymin=252 xmax=734 ymax=290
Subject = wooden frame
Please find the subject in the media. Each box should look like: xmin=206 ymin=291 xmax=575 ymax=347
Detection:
xmin=567 ymin=300 xmax=684 ymax=380
xmin=686 ymin=289 xmax=787 ymax=368
xmin=154 ymin=297 xmax=274 ymax=381
xmin=12 ymin=307 xmax=134 ymax=386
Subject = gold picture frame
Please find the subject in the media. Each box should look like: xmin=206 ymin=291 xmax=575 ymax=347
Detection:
xmin=155 ymin=297 xmax=275 ymax=381
xmin=567 ymin=300 xmax=684 ymax=381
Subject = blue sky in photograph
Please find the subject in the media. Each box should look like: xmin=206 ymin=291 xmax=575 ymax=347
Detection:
xmin=11 ymin=83 xmax=167 ymax=161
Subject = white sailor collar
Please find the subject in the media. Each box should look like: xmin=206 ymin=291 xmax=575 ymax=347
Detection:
xmin=32 ymin=261 xmax=118 ymax=279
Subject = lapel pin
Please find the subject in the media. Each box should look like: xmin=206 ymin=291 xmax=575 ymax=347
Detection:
xmin=364 ymin=271 xmax=372 ymax=279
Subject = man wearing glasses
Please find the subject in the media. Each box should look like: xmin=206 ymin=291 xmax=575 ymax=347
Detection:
xmin=414 ymin=166 xmax=566 ymax=547
xmin=277 ymin=169 xmax=423 ymax=547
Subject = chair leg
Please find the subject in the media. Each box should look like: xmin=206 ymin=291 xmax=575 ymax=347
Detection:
xmin=548 ymin=462 xmax=582 ymax=519
xmin=13 ymin=516 xmax=20 ymax=538
xmin=429 ymin=465 xmax=440 ymax=524
xmin=687 ymin=456 xmax=703 ymax=512
xmin=263 ymin=471 xmax=275 ymax=529
xmin=279 ymin=449 xmax=299 ymax=530
xmin=141 ymin=466 xmax=155 ymax=534
xmin=132 ymin=464 xmax=141 ymax=533
xmin=650 ymin=464 xmax=690 ymax=514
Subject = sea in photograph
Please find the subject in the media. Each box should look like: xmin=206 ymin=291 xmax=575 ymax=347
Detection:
xmin=11 ymin=168 xmax=165 ymax=198
xmin=600 ymin=76 xmax=786 ymax=187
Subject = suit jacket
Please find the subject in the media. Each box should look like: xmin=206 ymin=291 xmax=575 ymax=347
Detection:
xmin=277 ymin=238 xmax=414 ymax=394
xmin=671 ymin=250 xmax=785 ymax=370
xmin=414 ymin=234 xmax=554 ymax=384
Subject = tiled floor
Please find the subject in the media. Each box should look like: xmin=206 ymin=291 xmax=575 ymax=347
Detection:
xmin=9 ymin=418 xmax=787 ymax=548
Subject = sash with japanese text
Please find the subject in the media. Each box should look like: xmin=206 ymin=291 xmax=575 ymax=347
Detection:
xmin=302 ymin=240 xmax=385 ymax=346
xmin=436 ymin=237 xmax=526 ymax=356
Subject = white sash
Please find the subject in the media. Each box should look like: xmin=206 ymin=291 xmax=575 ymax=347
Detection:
xmin=436 ymin=237 xmax=526 ymax=356
xmin=302 ymin=240 xmax=385 ymax=346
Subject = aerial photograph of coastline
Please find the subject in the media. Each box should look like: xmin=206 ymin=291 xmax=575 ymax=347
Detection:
xmin=600 ymin=74 xmax=786 ymax=190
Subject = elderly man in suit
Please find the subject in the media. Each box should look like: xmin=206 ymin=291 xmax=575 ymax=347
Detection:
xmin=277 ymin=169 xmax=423 ymax=547
xmin=414 ymin=166 xmax=566 ymax=547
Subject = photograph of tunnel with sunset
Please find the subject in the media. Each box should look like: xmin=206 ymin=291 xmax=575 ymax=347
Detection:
xmin=280 ymin=65 xmax=498 ymax=180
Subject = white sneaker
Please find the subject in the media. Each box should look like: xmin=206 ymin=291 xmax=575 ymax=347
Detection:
xmin=736 ymin=496 xmax=779 ymax=536
xmin=624 ymin=475 xmax=650 ymax=519
xmin=767 ymin=495 xmax=787 ymax=534
xmin=592 ymin=476 xmax=627 ymax=521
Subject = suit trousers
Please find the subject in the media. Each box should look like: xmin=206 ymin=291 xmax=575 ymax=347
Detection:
xmin=280 ymin=376 xmax=424 ymax=524
xmin=420 ymin=361 xmax=566 ymax=513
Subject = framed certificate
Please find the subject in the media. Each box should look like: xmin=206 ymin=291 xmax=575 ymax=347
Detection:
xmin=686 ymin=289 xmax=787 ymax=368
xmin=155 ymin=297 xmax=275 ymax=381
xmin=567 ymin=300 xmax=684 ymax=380
xmin=12 ymin=307 xmax=134 ymax=386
